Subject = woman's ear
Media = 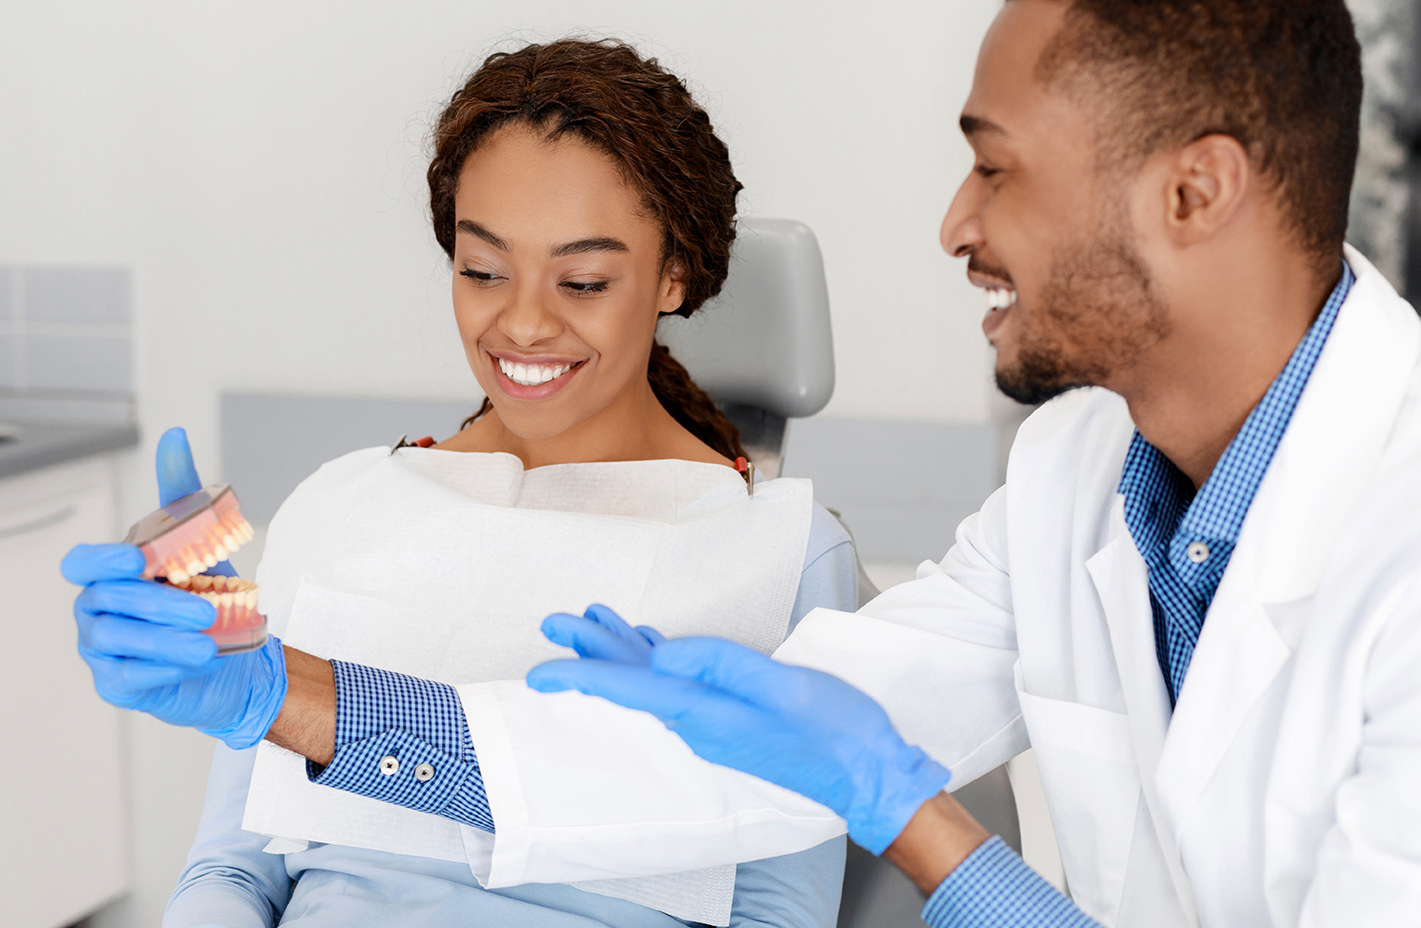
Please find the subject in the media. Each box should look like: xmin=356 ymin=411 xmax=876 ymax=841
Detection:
xmin=657 ymin=261 xmax=688 ymax=316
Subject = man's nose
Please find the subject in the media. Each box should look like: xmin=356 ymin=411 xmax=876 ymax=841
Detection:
xmin=498 ymin=284 xmax=564 ymax=346
xmin=940 ymin=177 xmax=986 ymax=258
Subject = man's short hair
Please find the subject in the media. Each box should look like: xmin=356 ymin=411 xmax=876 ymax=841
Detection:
xmin=1035 ymin=0 xmax=1362 ymax=268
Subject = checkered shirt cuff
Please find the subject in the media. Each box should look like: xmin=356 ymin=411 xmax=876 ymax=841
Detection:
xmin=921 ymin=836 xmax=1101 ymax=928
xmin=307 ymin=660 xmax=495 ymax=832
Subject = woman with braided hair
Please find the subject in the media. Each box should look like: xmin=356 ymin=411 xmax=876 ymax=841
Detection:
xmin=111 ymin=38 xmax=856 ymax=927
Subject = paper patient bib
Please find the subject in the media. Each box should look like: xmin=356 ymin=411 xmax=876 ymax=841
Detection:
xmin=242 ymin=449 xmax=813 ymax=925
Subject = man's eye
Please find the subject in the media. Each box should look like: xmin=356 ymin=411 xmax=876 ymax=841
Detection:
xmin=562 ymin=280 xmax=610 ymax=293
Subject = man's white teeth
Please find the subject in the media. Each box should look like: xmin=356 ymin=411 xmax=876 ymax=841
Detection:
xmin=984 ymin=287 xmax=1018 ymax=310
xmin=498 ymin=358 xmax=573 ymax=386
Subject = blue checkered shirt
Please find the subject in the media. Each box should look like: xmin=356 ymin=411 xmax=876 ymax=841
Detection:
xmin=918 ymin=262 xmax=1353 ymax=928
xmin=307 ymin=660 xmax=495 ymax=831
xmin=1120 ymin=262 xmax=1353 ymax=704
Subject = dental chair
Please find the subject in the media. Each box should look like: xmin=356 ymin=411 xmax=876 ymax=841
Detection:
xmin=658 ymin=217 xmax=834 ymax=478
xmin=660 ymin=217 xmax=1022 ymax=928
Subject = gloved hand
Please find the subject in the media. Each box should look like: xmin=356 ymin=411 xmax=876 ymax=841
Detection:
xmin=528 ymin=632 xmax=952 ymax=855
xmin=59 ymin=426 xmax=285 ymax=749
xmin=155 ymin=427 xmax=236 ymax=577
xmin=63 ymin=543 xmax=286 ymax=748
xmin=540 ymin=603 xmax=666 ymax=665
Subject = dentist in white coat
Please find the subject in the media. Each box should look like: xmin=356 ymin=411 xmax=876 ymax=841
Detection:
xmin=526 ymin=1 xmax=1421 ymax=925
xmin=61 ymin=1 xmax=1421 ymax=926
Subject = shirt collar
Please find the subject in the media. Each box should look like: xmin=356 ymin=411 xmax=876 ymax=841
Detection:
xmin=1119 ymin=260 xmax=1355 ymax=551
xmin=1177 ymin=261 xmax=1354 ymax=545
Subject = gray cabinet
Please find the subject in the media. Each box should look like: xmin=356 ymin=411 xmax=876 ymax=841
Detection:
xmin=0 ymin=456 xmax=130 ymax=927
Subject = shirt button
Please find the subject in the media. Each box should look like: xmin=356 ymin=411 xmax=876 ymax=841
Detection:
xmin=379 ymin=755 xmax=399 ymax=776
xmin=414 ymin=763 xmax=435 ymax=782
xmin=1186 ymin=541 xmax=1210 ymax=563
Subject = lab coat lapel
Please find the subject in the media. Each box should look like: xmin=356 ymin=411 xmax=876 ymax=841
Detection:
xmin=1086 ymin=503 xmax=1195 ymax=918
xmin=1156 ymin=246 xmax=1421 ymax=843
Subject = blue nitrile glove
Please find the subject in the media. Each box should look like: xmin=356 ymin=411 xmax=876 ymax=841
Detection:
xmin=528 ymin=632 xmax=952 ymax=855
xmin=62 ymin=543 xmax=286 ymax=748
xmin=540 ymin=603 xmax=667 ymax=665
xmin=156 ymin=427 xmax=236 ymax=577
xmin=59 ymin=425 xmax=282 ymax=748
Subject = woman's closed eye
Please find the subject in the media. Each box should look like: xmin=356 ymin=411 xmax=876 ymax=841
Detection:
xmin=460 ymin=268 xmax=503 ymax=285
xmin=561 ymin=279 xmax=612 ymax=294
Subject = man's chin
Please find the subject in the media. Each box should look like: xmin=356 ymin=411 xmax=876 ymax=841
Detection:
xmin=994 ymin=364 xmax=1083 ymax=407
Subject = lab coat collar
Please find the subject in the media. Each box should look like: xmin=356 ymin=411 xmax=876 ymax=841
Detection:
xmin=1156 ymin=245 xmax=1421 ymax=846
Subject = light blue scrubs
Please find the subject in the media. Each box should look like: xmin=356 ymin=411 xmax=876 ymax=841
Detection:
xmin=165 ymin=504 xmax=857 ymax=928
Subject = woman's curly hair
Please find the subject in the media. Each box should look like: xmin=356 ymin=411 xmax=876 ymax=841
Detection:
xmin=429 ymin=39 xmax=747 ymax=460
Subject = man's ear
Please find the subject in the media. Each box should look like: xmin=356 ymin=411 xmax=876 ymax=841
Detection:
xmin=658 ymin=261 xmax=688 ymax=316
xmin=1165 ymin=134 xmax=1251 ymax=245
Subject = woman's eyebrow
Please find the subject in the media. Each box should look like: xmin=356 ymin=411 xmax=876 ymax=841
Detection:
xmin=550 ymin=237 xmax=629 ymax=258
xmin=456 ymin=219 xmax=510 ymax=250
xmin=455 ymin=221 xmax=627 ymax=259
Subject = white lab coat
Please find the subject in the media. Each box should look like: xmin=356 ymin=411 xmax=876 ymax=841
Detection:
xmin=461 ymin=245 xmax=1421 ymax=927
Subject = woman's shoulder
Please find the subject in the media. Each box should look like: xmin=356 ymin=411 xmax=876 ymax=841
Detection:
xmin=255 ymin=446 xmax=392 ymax=614
xmin=272 ymin=446 xmax=392 ymax=516
xmin=788 ymin=502 xmax=858 ymax=624
xmin=806 ymin=502 xmax=853 ymax=566
xmin=303 ymin=445 xmax=393 ymax=487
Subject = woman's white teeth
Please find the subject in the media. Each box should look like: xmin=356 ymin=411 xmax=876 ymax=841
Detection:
xmin=498 ymin=358 xmax=572 ymax=386
xmin=984 ymin=287 xmax=1018 ymax=311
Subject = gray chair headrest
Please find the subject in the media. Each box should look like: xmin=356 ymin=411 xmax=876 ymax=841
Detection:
xmin=657 ymin=217 xmax=835 ymax=419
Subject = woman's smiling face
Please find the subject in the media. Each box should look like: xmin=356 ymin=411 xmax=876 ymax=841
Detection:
xmin=451 ymin=124 xmax=685 ymax=442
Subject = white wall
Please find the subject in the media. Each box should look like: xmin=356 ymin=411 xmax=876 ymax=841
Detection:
xmin=2 ymin=3 xmax=998 ymax=925
xmin=2 ymin=2 xmax=998 ymax=511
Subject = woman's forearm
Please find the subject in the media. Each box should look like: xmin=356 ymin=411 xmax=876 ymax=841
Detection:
xmin=266 ymin=646 xmax=337 ymax=766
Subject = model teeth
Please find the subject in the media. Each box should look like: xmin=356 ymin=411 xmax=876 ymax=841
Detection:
xmin=984 ymin=287 xmax=1017 ymax=310
xmin=159 ymin=509 xmax=255 ymax=584
xmin=498 ymin=358 xmax=573 ymax=386
xmin=171 ymin=574 xmax=262 ymax=633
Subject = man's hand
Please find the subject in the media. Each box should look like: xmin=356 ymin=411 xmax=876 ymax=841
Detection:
xmin=529 ymin=628 xmax=952 ymax=855
xmin=540 ymin=603 xmax=666 ymax=666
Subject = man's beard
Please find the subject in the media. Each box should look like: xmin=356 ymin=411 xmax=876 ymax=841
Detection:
xmin=995 ymin=221 xmax=1170 ymax=406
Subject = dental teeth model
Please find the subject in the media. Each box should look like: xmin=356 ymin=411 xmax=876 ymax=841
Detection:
xmin=125 ymin=484 xmax=267 ymax=654
xmin=498 ymin=357 xmax=573 ymax=387
xmin=169 ymin=574 xmax=267 ymax=655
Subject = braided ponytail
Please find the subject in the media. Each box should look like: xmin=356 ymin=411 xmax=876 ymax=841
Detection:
xmin=647 ymin=342 xmax=745 ymax=461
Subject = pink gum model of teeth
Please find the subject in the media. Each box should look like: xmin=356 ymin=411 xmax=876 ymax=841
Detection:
xmin=125 ymin=484 xmax=268 ymax=653
xmin=125 ymin=484 xmax=256 ymax=584
xmin=169 ymin=574 xmax=267 ymax=654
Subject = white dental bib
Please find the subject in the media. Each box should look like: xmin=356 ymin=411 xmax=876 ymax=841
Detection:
xmin=242 ymin=447 xmax=813 ymax=926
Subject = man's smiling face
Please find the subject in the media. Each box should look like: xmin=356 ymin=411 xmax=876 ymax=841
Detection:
xmin=941 ymin=0 xmax=1170 ymax=405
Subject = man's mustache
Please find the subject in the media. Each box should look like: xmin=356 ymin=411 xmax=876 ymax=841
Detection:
xmin=968 ymin=255 xmax=1014 ymax=287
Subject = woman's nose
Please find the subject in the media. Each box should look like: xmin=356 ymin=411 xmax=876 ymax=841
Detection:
xmin=497 ymin=285 xmax=564 ymax=346
xmin=941 ymin=177 xmax=986 ymax=258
